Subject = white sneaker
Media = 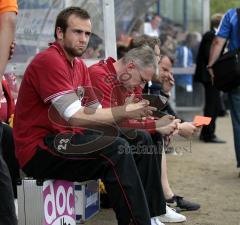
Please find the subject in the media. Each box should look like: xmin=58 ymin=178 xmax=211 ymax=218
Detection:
xmin=151 ymin=217 xmax=165 ymax=225
xmin=158 ymin=205 xmax=186 ymax=223
xmin=14 ymin=198 xmax=18 ymax=219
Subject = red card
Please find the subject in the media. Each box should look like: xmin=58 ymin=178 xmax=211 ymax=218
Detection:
xmin=193 ymin=115 xmax=212 ymax=127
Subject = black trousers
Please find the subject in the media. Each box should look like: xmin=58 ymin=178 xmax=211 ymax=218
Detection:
xmin=0 ymin=123 xmax=17 ymax=225
xmin=23 ymin=129 xmax=166 ymax=225
xmin=2 ymin=123 xmax=20 ymax=198
xmin=200 ymin=82 xmax=221 ymax=140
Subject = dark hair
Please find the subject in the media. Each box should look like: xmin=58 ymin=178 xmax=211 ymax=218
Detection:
xmin=128 ymin=35 xmax=160 ymax=51
xmin=152 ymin=14 xmax=161 ymax=20
xmin=87 ymin=33 xmax=103 ymax=50
xmin=54 ymin=7 xmax=90 ymax=39
xmin=117 ymin=44 xmax=129 ymax=59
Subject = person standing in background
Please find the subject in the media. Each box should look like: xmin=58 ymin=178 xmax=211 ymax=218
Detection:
xmin=208 ymin=8 xmax=240 ymax=174
xmin=144 ymin=14 xmax=161 ymax=37
xmin=0 ymin=0 xmax=18 ymax=224
xmin=194 ymin=13 xmax=226 ymax=143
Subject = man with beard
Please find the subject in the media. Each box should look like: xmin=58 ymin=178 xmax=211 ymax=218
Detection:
xmin=13 ymin=7 xmax=171 ymax=225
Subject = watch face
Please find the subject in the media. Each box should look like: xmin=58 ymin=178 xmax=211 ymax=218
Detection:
xmin=76 ymin=86 xmax=85 ymax=100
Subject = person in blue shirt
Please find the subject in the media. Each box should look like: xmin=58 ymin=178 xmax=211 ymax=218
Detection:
xmin=208 ymin=8 xmax=240 ymax=173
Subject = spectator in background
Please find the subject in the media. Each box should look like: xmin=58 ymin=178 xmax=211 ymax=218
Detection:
xmin=194 ymin=13 xmax=226 ymax=143
xmin=208 ymin=8 xmax=240 ymax=173
xmin=160 ymin=34 xmax=177 ymax=56
xmin=117 ymin=44 xmax=129 ymax=59
xmin=174 ymin=33 xmax=194 ymax=106
xmin=144 ymin=14 xmax=161 ymax=37
xmin=130 ymin=18 xmax=144 ymax=38
xmin=185 ymin=32 xmax=202 ymax=63
xmin=0 ymin=0 xmax=18 ymax=224
xmin=82 ymin=33 xmax=103 ymax=59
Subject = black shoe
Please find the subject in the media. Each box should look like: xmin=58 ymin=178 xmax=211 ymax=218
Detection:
xmin=166 ymin=195 xmax=200 ymax=211
xmin=218 ymin=110 xmax=228 ymax=117
xmin=203 ymin=137 xmax=226 ymax=143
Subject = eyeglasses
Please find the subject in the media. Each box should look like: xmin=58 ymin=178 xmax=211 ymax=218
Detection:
xmin=134 ymin=65 xmax=147 ymax=84
xmin=118 ymin=62 xmax=149 ymax=85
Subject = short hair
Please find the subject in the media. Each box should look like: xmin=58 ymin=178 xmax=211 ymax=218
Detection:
xmin=160 ymin=48 xmax=175 ymax=65
xmin=211 ymin=13 xmax=223 ymax=29
xmin=152 ymin=14 xmax=161 ymax=21
xmin=128 ymin=35 xmax=160 ymax=51
xmin=117 ymin=44 xmax=129 ymax=59
xmin=54 ymin=7 xmax=90 ymax=39
xmin=122 ymin=45 xmax=157 ymax=72
xmin=87 ymin=33 xmax=103 ymax=50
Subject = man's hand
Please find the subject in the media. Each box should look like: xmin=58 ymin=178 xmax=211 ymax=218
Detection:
xmin=155 ymin=115 xmax=175 ymax=127
xmin=156 ymin=118 xmax=181 ymax=136
xmin=208 ymin=36 xmax=226 ymax=76
xmin=125 ymin=99 xmax=157 ymax=120
xmin=162 ymin=75 xmax=175 ymax=93
xmin=125 ymin=93 xmax=139 ymax=104
xmin=178 ymin=122 xmax=199 ymax=138
xmin=207 ymin=67 xmax=215 ymax=85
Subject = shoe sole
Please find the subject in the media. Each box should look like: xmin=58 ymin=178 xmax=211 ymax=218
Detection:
xmin=159 ymin=218 xmax=186 ymax=223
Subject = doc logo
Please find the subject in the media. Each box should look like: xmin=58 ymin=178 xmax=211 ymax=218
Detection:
xmin=43 ymin=180 xmax=76 ymax=225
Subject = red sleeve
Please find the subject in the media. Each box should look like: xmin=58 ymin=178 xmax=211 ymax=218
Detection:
xmin=27 ymin=52 xmax=75 ymax=103
xmin=88 ymin=64 xmax=115 ymax=108
xmin=119 ymin=119 xmax=156 ymax=134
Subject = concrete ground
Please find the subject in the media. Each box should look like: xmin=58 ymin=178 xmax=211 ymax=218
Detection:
xmin=85 ymin=115 xmax=240 ymax=225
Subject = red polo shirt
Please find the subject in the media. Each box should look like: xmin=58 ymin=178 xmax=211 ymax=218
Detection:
xmin=88 ymin=57 xmax=156 ymax=131
xmin=13 ymin=42 xmax=98 ymax=167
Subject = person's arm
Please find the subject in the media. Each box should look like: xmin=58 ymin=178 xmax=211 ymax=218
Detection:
xmin=208 ymin=36 xmax=227 ymax=67
xmin=208 ymin=9 xmax=231 ymax=68
xmin=68 ymin=100 xmax=154 ymax=127
xmin=178 ymin=122 xmax=199 ymax=138
xmin=50 ymin=91 xmax=155 ymax=128
xmin=156 ymin=119 xmax=181 ymax=136
xmin=119 ymin=118 xmax=156 ymax=133
xmin=207 ymin=36 xmax=227 ymax=81
xmin=0 ymin=12 xmax=17 ymax=96
xmin=119 ymin=115 xmax=180 ymax=136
